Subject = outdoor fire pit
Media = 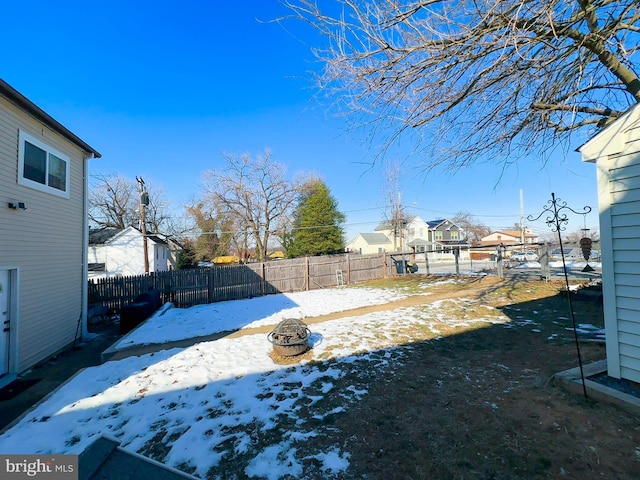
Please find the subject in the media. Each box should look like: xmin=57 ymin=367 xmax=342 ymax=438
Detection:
xmin=267 ymin=318 xmax=311 ymax=356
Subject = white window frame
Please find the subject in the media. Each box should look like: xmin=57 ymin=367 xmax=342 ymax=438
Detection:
xmin=18 ymin=130 xmax=71 ymax=198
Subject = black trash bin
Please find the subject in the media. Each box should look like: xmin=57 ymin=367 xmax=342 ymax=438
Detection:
xmin=395 ymin=260 xmax=418 ymax=274
xmin=120 ymin=289 xmax=162 ymax=334
xmin=394 ymin=260 xmax=405 ymax=274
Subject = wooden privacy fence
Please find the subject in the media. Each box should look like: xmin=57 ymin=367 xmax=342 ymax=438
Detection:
xmin=88 ymin=253 xmax=389 ymax=311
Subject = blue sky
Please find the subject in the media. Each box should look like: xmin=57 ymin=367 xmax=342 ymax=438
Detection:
xmin=2 ymin=0 xmax=601 ymax=241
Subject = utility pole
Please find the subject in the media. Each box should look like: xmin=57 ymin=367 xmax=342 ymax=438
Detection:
xmin=136 ymin=176 xmax=150 ymax=274
xmin=398 ymin=192 xmax=403 ymax=252
xmin=520 ymin=189 xmax=525 ymax=251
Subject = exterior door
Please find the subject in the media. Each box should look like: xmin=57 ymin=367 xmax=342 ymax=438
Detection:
xmin=0 ymin=269 xmax=9 ymax=376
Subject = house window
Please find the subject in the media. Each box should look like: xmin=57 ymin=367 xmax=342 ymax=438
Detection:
xmin=451 ymin=230 xmax=459 ymax=240
xmin=18 ymin=131 xmax=70 ymax=198
xmin=435 ymin=231 xmax=443 ymax=241
xmin=419 ymin=228 xmax=424 ymax=237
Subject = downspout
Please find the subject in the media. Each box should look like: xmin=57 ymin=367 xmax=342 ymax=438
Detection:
xmin=81 ymin=153 xmax=94 ymax=338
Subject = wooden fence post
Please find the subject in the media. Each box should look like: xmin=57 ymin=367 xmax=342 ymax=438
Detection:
xmin=208 ymin=267 xmax=214 ymax=303
xmin=384 ymin=253 xmax=388 ymax=278
xmin=345 ymin=254 xmax=350 ymax=285
xmin=305 ymin=256 xmax=310 ymax=291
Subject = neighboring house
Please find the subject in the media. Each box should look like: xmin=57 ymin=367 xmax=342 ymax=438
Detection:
xmin=165 ymin=236 xmax=184 ymax=270
xmin=374 ymin=215 xmax=431 ymax=251
xmin=88 ymin=226 xmax=169 ymax=279
xmin=423 ymin=218 xmax=465 ymax=252
xmin=478 ymin=229 xmax=539 ymax=247
xmin=349 ymin=216 xmax=467 ymax=259
xmin=0 ymin=78 xmax=101 ymax=386
xmin=579 ymin=102 xmax=640 ymax=384
xmin=347 ymin=233 xmax=393 ymax=255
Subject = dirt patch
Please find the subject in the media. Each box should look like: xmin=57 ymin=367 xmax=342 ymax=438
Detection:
xmin=290 ymin=275 xmax=639 ymax=480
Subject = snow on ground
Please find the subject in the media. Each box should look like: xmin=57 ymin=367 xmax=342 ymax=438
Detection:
xmin=115 ymin=286 xmax=409 ymax=348
xmin=0 ymin=280 xmax=599 ymax=479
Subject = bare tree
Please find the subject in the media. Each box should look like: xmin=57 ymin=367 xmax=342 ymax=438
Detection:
xmin=89 ymin=175 xmax=138 ymax=229
xmin=453 ymin=211 xmax=492 ymax=242
xmin=201 ymin=150 xmax=301 ymax=261
xmin=89 ymin=174 xmax=175 ymax=235
xmin=383 ymin=161 xmax=406 ymax=250
xmin=143 ymin=183 xmax=173 ymax=234
xmin=283 ymin=1 xmax=640 ymax=169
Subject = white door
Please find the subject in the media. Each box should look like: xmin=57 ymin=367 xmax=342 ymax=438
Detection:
xmin=0 ymin=270 xmax=10 ymax=376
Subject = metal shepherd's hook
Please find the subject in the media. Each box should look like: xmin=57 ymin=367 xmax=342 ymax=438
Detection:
xmin=527 ymin=193 xmax=592 ymax=399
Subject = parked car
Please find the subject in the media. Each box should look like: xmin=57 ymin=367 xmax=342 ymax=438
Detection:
xmin=510 ymin=251 xmax=539 ymax=262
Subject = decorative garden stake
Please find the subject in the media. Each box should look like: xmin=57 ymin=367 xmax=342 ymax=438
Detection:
xmin=528 ymin=193 xmax=591 ymax=398
xmin=580 ymin=237 xmax=594 ymax=272
xmin=580 ymin=227 xmax=595 ymax=273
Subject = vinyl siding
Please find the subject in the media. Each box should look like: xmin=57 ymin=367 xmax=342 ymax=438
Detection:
xmin=94 ymin=227 xmax=168 ymax=277
xmin=0 ymin=95 xmax=86 ymax=372
xmin=347 ymin=234 xmax=392 ymax=255
xmin=597 ymin=118 xmax=640 ymax=382
xmin=605 ymin=124 xmax=640 ymax=382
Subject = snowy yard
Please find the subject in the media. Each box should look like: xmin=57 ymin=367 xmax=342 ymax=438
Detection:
xmin=0 ymin=277 xmax=609 ymax=479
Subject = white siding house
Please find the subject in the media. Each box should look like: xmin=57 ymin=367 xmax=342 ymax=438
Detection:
xmin=579 ymin=102 xmax=640 ymax=384
xmin=88 ymin=226 xmax=169 ymax=278
xmin=0 ymin=79 xmax=100 ymax=385
xmin=374 ymin=215 xmax=432 ymax=251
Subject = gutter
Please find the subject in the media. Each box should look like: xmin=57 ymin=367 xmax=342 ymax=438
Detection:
xmin=81 ymin=153 xmax=95 ymax=338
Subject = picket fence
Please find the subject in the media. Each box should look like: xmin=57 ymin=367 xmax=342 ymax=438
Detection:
xmin=88 ymin=253 xmax=389 ymax=311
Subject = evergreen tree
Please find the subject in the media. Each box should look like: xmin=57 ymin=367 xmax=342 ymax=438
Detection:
xmin=176 ymin=242 xmax=197 ymax=269
xmin=287 ymin=179 xmax=345 ymax=258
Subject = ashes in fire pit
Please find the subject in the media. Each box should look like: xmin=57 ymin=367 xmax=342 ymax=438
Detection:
xmin=267 ymin=318 xmax=311 ymax=357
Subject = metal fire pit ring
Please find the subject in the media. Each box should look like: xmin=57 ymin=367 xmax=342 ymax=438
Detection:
xmin=267 ymin=318 xmax=311 ymax=357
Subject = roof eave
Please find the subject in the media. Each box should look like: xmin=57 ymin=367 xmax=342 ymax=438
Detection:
xmin=0 ymin=78 xmax=101 ymax=158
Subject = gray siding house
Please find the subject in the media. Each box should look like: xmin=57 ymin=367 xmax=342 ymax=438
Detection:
xmin=0 ymin=79 xmax=100 ymax=386
xmin=579 ymin=102 xmax=640 ymax=384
